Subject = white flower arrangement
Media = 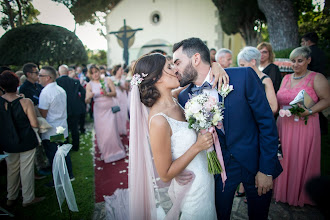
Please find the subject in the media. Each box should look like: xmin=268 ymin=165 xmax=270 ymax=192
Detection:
xmin=50 ymin=126 xmax=66 ymax=143
xmin=56 ymin=126 xmax=65 ymax=134
xmin=184 ymin=93 xmax=224 ymax=174
xmin=184 ymin=93 xmax=223 ymax=131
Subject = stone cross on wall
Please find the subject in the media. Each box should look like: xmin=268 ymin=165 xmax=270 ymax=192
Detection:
xmin=109 ymin=19 xmax=143 ymax=65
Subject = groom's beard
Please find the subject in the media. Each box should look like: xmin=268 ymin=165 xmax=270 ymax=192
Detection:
xmin=179 ymin=62 xmax=198 ymax=87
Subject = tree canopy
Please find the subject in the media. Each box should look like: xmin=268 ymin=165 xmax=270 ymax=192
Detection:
xmin=51 ymin=0 xmax=120 ymax=24
xmin=0 ymin=23 xmax=88 ymax=67
xmin=212 ymin=0 xmax=265 ymax=46
xmin=1 ymin=0 xmax=40 ymax=30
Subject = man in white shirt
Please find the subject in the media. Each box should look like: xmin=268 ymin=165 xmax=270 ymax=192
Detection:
xmin=38 ymin=66 xmax=74 ymax=184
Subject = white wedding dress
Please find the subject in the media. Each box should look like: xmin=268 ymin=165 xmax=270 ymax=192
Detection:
xmin=152 ymin=113 xmax=217 ymax=220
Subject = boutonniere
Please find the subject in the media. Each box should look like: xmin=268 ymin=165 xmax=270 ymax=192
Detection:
xmin=218 ymin=84 xmax=234 ymax=108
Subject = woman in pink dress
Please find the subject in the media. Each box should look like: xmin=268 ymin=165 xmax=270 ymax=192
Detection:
xmin=85 ymin=65 xmax=126 ymax=163
xmin=274 ymin=46 xmax=330 ymax=206
xmin=111 ymin=65 xmax=129 ymax=135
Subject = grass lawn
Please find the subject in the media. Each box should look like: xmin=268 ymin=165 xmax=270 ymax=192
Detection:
xmin=0 ymin=128 xmax=95 ymax=219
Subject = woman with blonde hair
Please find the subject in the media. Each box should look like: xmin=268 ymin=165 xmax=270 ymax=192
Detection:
xmin=257 ymin=42 xmax=282 ymax=93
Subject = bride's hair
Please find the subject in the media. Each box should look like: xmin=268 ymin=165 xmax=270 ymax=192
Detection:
xmin=133 ymin=53 xmax=166 ymax=107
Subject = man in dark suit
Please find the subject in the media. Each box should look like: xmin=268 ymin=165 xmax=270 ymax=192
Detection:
xmin=173 ymin=38 xmax=282 ymax=220
xmin=301 ymin=32 xmax=327 ymax=76
xmin=301 ymin=32 xmax=328 ymax=135
xmin=56 ymin=65 xmax=86 ymax=151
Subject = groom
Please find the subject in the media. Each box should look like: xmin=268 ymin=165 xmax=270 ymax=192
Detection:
xmin=173 ymin=38 xmax=282 ymax=220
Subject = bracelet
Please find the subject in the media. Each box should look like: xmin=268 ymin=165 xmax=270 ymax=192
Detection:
xmin=307 ymin=108 xmax=313 ymax=115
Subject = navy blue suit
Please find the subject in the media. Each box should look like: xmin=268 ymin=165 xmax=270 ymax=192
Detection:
xmin=178 ymin=67 xmax=282 ymax=220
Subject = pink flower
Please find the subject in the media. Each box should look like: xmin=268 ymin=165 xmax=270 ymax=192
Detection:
xmin=285 ymin=110 xmax=292 ymax=117
xmin=279 ymin=109 xmax=286 ymax=117
xmin=204 ymin=96 xmax=217 ymax=111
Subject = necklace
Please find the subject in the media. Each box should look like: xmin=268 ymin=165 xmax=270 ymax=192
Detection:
xmin=293 ymin=71 xmax=309 ymax=80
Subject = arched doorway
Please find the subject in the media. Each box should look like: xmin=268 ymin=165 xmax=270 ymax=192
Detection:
xmin=138 ymin=39 xmax=172 ymax=57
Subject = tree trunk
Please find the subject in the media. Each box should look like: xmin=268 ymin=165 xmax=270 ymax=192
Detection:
xmin=257 ymin=0 xmax=299 ymax=51
xmin=16 ymin=0 xmax=23 ymax=26
xmin=4 ymin=0 xmax=15 ymax=29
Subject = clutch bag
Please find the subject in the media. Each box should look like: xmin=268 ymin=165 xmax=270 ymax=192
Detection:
xmin=289 ymin=89 xmax=315 ymax=109
xmin=111 ymin=106 xmax=121 ymax=113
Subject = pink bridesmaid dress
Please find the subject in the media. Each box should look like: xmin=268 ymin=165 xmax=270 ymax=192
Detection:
xmin=274 ymin=72 xmax=321 ymax=207
xmin=89 ymin=78 xmax=126 ymax=163
xmin=111 ymin=76 xmax=128 ymax=135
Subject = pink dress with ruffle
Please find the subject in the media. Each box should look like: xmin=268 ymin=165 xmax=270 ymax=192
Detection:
xmin=89 ymin=78 xmax=126 ymax=163
xmin=273 ymin=72 xmax=321 ymax=207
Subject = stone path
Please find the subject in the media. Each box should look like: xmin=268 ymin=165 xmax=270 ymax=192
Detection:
xmin=93 ymin=191 xmax=324 ymax=220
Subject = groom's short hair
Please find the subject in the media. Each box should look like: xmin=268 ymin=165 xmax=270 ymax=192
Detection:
xmin=173 ymin=37 xmax=211 ymax=65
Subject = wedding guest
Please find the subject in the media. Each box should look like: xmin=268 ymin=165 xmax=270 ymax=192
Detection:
xmin=238 ymin=46 xmax=278 ymax=114
xmin=210 ymin=48 xmax=217 ymax=62
xmin=301 ymin=32 xmax=327 ymax=76
xmin=19 ymin=75 xmax=27 ymax=87
xmin=273 ymin=46 xmax=330 ymax=207
xmin=301 ymin=32 xmax=328 ymax=135
xmin=38 ymin=66 xmax=75 ymax=185
xmin=85 ymin=65 xmax=126 ymax=163
xmin=257 ymin=42 xmax=282 ymax=93
xmin=19 ymin=63 xmax=49 ymax=176
xmin=111 ymin=64 xmax=129 ymax=135
xmin=0 ymin=71 xmax=45 ymax=207
xmin=19 ymin=63 xmax=43 ymax=106
xmin=215 ymin=48 xmax=232 ymax=68
xmin=56 ymin=65 xmax=86 ymax=151
xmin=15 ymin=71 xmax=24 ymax=80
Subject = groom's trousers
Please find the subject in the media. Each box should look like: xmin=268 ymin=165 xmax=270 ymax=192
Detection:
xmin=215 ymin=157 xmax=272 ymax=220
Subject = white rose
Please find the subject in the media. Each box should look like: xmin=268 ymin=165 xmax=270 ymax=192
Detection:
xmin=56 ymin=126 xmax=65 ymax=134
xmin=190 ymin=102 xmax=202 ymax=114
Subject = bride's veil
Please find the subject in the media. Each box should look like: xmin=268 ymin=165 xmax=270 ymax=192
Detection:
xmin=129 ymin=84 xmax=158 ymax=220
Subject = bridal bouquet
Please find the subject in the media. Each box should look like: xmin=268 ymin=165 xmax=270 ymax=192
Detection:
xmin=100 ymin=74 xmax=106 ymax=95
xmin=184 ymin=93 xmax=224 ymax=174
xmin=50 ymin=126 xmax=66 ymax=143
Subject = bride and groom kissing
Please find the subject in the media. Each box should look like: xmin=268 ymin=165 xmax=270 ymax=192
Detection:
xmin=128 ymin=37 xmax=283 ymax=220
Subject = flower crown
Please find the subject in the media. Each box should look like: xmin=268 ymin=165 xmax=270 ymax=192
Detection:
xmin=131 ymin=73 xmax=148 ymax=86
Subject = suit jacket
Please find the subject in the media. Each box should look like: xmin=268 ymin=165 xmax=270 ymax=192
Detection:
xmin=309 ymin=45 xmax=327 ymax=76
xmin=178 ymin=67 xmax=282 ymax=179
xmin=56 ymin=75 xmax=86 ymax=116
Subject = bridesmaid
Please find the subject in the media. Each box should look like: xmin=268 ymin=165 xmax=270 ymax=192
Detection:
xmin=85 ymin=65 xmax=126 ymax=163
xmin=111 ymin=65 xmax=129 ymax=135
xmin=273 ymin=46 xmax=330 ymax=206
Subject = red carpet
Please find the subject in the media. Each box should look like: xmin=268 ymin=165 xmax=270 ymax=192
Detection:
xmin=94 ymin=123 xmax=129 ymax=203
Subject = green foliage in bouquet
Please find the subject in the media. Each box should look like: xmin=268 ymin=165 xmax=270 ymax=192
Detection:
xmin=289 ymin=104 xmax=308 ymax=125
xmin=207 ymin=151 xmax=222 ymax=174
xmin=50 ymin=134 xmax=66 ymax=143
xmin=188 ymin=117 xmax=196 ymax=129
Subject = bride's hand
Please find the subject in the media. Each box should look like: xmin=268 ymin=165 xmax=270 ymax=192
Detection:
xmin=209 ymin=62 xmax=229 ymax=89
xmin=175 ymin=170 xmax=194 ymax=186
xmin=195 ymin=132 xmax=213 ymax=151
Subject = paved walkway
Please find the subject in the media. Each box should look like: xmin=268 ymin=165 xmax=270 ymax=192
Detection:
xmin=93 ymin=191 xmax=324 ymax=219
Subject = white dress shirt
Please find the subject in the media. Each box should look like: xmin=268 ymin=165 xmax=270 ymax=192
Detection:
xmin=38 ymin=82 xmax=68 ymax=140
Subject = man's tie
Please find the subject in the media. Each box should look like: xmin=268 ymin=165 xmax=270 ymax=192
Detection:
xmin=191 ymin=82 xmax=212 ymax=95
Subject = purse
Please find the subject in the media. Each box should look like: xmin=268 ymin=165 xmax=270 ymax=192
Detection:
xmin=111 ymin=106 xmax=121 ymax=113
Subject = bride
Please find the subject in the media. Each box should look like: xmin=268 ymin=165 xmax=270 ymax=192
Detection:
xmin=127 ymin=53 xmax=227 ymax=220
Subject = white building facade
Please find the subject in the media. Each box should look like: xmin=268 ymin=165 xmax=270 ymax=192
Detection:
xmin=105 ymin=0 xmax=224 ymax=67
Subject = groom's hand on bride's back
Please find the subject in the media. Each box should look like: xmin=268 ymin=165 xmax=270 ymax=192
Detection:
xmin=255 ymin=171 xmax=273 ymax=196
xmin=175 ymin=170 xmax=194 ymax=186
